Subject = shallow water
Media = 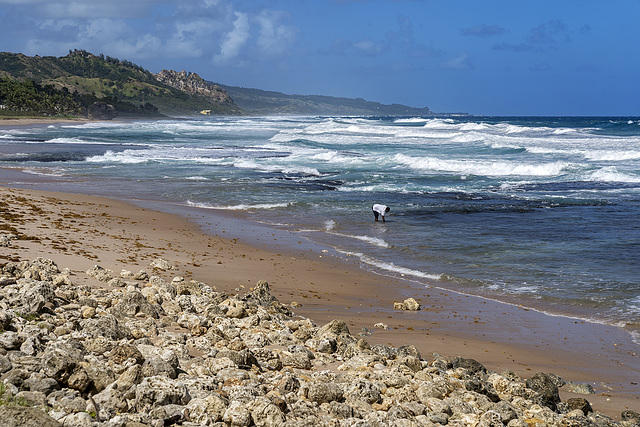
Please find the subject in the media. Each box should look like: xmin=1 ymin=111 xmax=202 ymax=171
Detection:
xmin=1 ymin=115 xmax=639 ymax=343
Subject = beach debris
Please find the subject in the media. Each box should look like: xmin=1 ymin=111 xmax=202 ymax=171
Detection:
xmin=394 ymin=297 xmax=421 ymax=311
xmin=374 ymin=322 xmax=389 ymax=329
xmin=0 ymin=256 xmax=632 ymax=426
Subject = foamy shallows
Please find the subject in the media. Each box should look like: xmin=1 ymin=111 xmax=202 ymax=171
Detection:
xmin=2 ymin=115 xmax=640 ymax=342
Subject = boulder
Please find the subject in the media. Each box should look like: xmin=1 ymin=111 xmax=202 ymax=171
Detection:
xmin=0 ymin=406 xmax=61 ymax=427
xmin=81 ymin=314 xmax=133 ymax=340
xmin=134 ymin=376 xmax=191 ymax=412
xmin=111 ymin=290 xmax=161 ymax=319
xmin=525 ymin=372 xmax=562 ymax=410
xmin=0 ymin=234 xmax=13 ymax=247
xmin=308 ymin=382 xmax=344 ymax=404
xmin=394 ymin=297 xmax=420 ymax=311
xmin=18 ymin=279 xmax=56 ymax=313
xmin=565 ymin=397 xmax=593 ymax=415
xmin=150 ymin=258 xmax=173 ymax=270
xmin=186 ymin=394 xmax=228 ymax=424
xmin=40 ymin=350 xmax=78 ymax=384
xmin=86 ymin=265 xmax=113 ymax=282
xmin=317 ymin=319 xmax=350 ymax=338
xmin=87 ymin=101 xmax=118 ymax=120
xmin=108 ymin=342 xmax=145 ymax=365
xmin=621 ymin=410 xmax=640 ymax=424
xmin=0 ymin=332 xmax=23 ymax=350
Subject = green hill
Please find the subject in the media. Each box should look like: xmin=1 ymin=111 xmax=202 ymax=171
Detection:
xmin=0 ymin=50 xmax=243 ymax=118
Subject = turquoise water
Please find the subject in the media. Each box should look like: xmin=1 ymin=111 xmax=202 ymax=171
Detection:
xmin=1 ymin=115 xmax=639 ymax=342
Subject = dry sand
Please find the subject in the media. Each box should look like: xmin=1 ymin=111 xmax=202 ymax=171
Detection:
xmin=1 ymin=184 xmax=638 ymax=418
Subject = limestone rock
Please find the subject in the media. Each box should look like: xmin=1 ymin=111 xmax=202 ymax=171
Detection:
xmin=525 ymin=371 xmax=562 ymax=410
xmin=135 ymin=376 xmax=191 ymax=412
xmin=0 ymin=406 xmax=62 ymax=427
xmin=150 ymin=258 xmax=174 ymax=270
xmin=86 ymin=265 xmax=113 ymax=282
xmin=111 ymin=290 xmax=161 ymax=319
xmin=308 ymin=382 xmax=344 ymax=404
xmin=566 ymin=381 xmax=596 ymax=395
xmin=155 ymin=69 xmax=236 ymax=106
xmin=394 ymin=297 xmax=420 ymax=311
xmin=0 ymin=234 xmax=14 ymax=247
xmin=80 ymin=314 xmax=132 ymax=340
xmin=0 ymin=255 xmax=627 ymax=427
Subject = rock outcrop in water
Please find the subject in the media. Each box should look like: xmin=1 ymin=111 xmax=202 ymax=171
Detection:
xmin=0 ymin=252 xmax=637 ymax=426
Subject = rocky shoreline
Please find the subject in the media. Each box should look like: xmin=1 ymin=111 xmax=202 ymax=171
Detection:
xmin=0 ymin=251 xmax=638 ymax=426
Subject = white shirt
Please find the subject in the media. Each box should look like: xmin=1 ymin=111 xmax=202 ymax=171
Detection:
xmin=372 ymin=204 xmax=388 ymax=216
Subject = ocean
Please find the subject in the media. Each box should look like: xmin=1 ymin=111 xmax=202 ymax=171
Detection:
xmin=1 ymin=115 xmax=639 ymax=344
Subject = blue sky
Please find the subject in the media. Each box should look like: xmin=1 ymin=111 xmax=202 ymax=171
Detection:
xmin=1 ymin=0 xmax=638 ymax=116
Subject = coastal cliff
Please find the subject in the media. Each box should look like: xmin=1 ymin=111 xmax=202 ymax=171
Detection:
xmin=155 ymin=70 xmax=235 ymax=106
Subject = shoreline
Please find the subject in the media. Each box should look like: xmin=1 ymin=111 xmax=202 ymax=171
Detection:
xmin=1 ymin=116 xmax=639 ymax=418
xmin=0 ymin=117 xmax=92 ymax=129
xmin=1 ymin=184 xmax=639 ymax=418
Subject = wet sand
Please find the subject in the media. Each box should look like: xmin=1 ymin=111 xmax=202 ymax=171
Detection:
xmin=0 ymin=117 xmax=91 ymax=128
xmin=1 ymin=183 xmax=639 ymax=418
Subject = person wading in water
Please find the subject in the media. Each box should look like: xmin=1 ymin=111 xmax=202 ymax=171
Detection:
xmin=372 ymin=204 xmax=390 ymax=222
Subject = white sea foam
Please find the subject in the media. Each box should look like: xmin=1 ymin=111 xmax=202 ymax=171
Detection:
xmin=85 ymin=150 xmax=149 ymax=164
xmin=186 ymin=201 xmax=291 ymax=210
xmin=334 ymin=233 xmax=390 ymax=248
xmin=582 ymin=150 xmax=640 ymax=161
xmin=589 ymin=167 xmax=640 ymax=183
xmin=423 ymin=118 xmax=455 ymax=129
xmin=323 ymin=220 xmax=390 ymax=248
xmin=337 ymin=250 xmax=442 ymax=280
xmin=393 ymin=117 xmax=429 ymax=124
xmin=37 ymin=137 xmax=92 ymax=144
xmin=20 ymin=167 xmax=67 ymax=177
xmin=232 ymin=159 xmax=321 ymax=176
xmin=459 ymin=123 xmax=488 ymax=131
xmin=552 ymin=128 xmax=578 ymax=135
xmin=393 ymin=153 xmax=570 ymax=177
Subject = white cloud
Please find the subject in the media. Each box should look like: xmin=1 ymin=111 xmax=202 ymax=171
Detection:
xmin=255 ymin=10 xmax=298 ymax=57
xmin=353 ymin=38 xmax=383 ymax=56
xmin=214 ymin=11 xmax=250 ymax=65
xmin=0 ymin=0 xmax=162 ymax=18
xmin=3 ymin=0 xmax=299 ymax=70
xmin=440 ymin=52 xmax=472 ymax=70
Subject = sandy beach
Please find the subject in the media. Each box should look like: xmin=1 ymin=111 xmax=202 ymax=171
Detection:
xmin=1 ymin=116 xmax=639 ymax=419
xmin=1 ymin=181 xmax=639 ymax=418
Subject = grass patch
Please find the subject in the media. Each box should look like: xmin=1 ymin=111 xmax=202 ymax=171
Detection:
xmin=0 ymin=383 xmax=28 ymax=407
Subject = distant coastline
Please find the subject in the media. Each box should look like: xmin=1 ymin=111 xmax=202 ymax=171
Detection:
xmin=1 ymin=51 xmax=458 ymax=119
